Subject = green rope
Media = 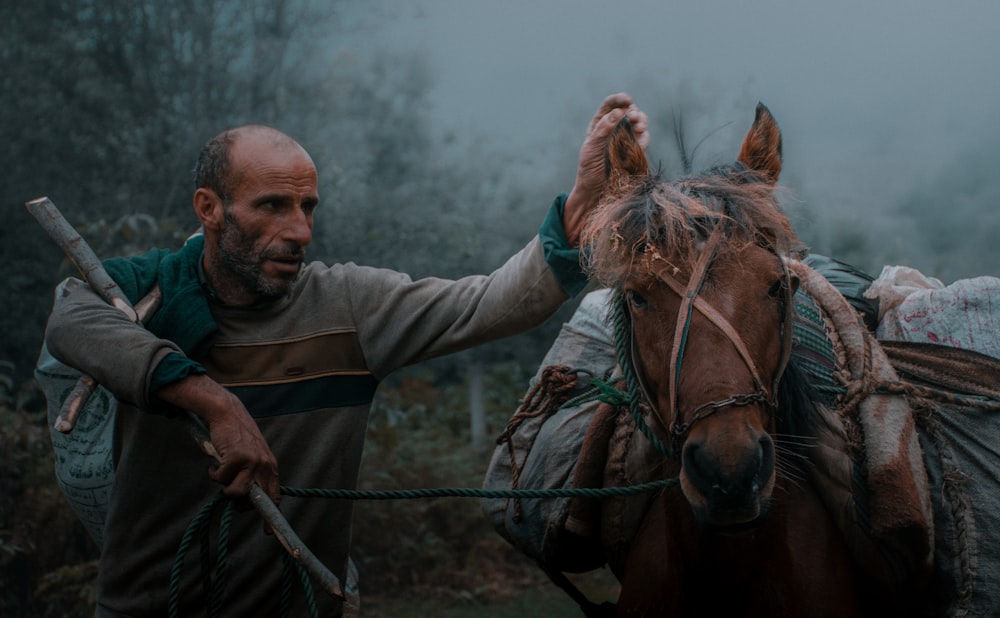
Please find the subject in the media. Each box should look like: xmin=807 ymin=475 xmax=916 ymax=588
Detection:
xmin=674 ymin=294 xmax=696 ymax=397
xmin=173 ymin=478 xmax=678 ymax=617
xmin=169 ymin=491 xmax=224 ymax=618
xmin=171 ymin=491 xmax=324 ymax=618
xmin=169 ymin=296 xmax=688 ymax=616
xmin=277 ymin=552 xmax=321 ymax=618
xmin=295 ymin=560 xmax=319 ymax=618
xmin=609 ymin=291 xmax=675 ymax=458
xmin=279 ymin=552 xmax=293 ymax=618
xmin=590 ymin=377 xmax=631 ymax=407
xmin=198 ymin=508 xmax=212 ymax=604
xmin=279 ymin=478 xmax=677 ymax=501
xmin=209 ymin=501 xmax=234 ymax=617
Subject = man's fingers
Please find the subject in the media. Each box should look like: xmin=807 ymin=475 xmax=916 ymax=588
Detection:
xmin=209 ymin=462 xmax=250 ymax=498
xmin=206 ymin=460 xmax=227 ymax=485
xmin=589 ymin=92 xmax=634 ymax=132
xmin=582 ymin=108 xmax=630 ymax=157
xmin=260 ymin=473 xmax=282 ymax=506
xmin=563 ymin=93 xmax=648 ymax=246
xmin=626 ymin=105 xmax=651 ymax=149
xmin=588 ymin=98 xmax=650 ymax=151
xmin=597 ymin=108 xmax=627 ymax=134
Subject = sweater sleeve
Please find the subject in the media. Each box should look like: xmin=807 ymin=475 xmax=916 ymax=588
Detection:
xmin=149 ymin=353 xmax=207 ymax=392
xmin=342 ymin=234 xmax=571 ymax=380
xmin=539 ymin=194 xmax=588 ymax=297
xmin=45 ymin=277 xmax=184 ymax=410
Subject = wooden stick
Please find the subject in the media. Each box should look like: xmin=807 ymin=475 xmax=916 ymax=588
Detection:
xmin=27 ymin=197 xmax=139 ymax=323
xmin=181 ymin=413 xmax=345 ymax=600
xmin=27 ymin=196 xmax=165 ymax=433
xmin=28 ymin=196 xmax=344 ymax=600
xmin=134 ymin=285 xmax=164 ymax=321
xmin=52 ymin=374 xmax=98 ymax=433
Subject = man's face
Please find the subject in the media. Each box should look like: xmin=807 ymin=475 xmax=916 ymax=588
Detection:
xmin=217 ymin=205 xmax=304 ymax=299
xmin=211 ymin=138 xmax=319 ymax=303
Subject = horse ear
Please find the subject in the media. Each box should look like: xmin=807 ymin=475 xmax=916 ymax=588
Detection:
xmin=737 ymin=103 xmax=782 ymax=183
xmin=606 ymin=116 xmax=650 ymax=188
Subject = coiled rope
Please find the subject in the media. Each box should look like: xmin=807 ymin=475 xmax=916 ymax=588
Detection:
xmin=169 ymin=480 xmax=678 ymax=617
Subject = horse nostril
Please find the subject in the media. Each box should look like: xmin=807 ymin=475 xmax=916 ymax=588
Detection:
xmin=756 ymin=435 xmax=775 ymax=490
xmin=682 ymin=442 xmax=713 ymax=494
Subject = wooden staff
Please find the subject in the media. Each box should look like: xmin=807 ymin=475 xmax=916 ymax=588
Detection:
xmin=26 ymin=197 xmax=344 ymax=600
xmin=28 ymin=196 xmax=164 ymax=432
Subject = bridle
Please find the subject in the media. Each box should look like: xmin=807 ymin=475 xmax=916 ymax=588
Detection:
xmin=625 ymin=221 xmax=796 ymax=455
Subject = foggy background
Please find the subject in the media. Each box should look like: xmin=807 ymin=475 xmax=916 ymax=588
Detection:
xmin=5 ymin=0 xmax=1000 ymax=400
xmin=3 ymin=0 xmax=999 ymax=416
xmin=3 ymin=2 xmax=1000 ymax=614
xmin=342 ymin=0 xmax=1000 ymax=277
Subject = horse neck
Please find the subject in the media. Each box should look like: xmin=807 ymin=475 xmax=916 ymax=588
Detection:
xmin=649 ymin=479 xmax=857 ymax=614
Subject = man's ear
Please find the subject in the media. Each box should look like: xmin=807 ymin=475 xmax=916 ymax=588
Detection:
xmin=193 ymin=187 xmax=225 ymax=232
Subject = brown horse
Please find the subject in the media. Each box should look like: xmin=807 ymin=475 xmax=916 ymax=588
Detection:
xmin=580 ymin=105 xmax=871 ymax=617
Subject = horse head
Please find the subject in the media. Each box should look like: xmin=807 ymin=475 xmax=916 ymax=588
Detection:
xmin=583 ymin=104 xmax=802 ymax=528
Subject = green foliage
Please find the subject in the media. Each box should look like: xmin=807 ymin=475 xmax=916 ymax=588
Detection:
xmin=0 ymin=392 xmax=98 ymax=618
xmin=2 ymin=0 xmax=340 ymax=222
xmin=0 ymin=215 xmax=66 ymax=386
xmin=31 ymin=561 xmax=99 ymax=618
xmin=352 ymin=363 xmax=536 ymax=596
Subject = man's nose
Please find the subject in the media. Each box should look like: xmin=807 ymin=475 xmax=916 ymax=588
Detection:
xmin=283 ymin=207 xmax=313 ymax=247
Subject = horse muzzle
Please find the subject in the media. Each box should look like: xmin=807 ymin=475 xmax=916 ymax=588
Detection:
xmin=679 ymin=428 xmax=776 ymax=527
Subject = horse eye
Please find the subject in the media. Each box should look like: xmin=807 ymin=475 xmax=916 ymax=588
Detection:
xmin=788 ymin=273 xmax=800 ymax=294
xmin=629 ymin=291 xmax=648 ymax=309
xmin=767 ymin=280 xmax=785 ymax=298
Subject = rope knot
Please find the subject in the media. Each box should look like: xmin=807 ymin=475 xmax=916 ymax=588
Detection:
xmin=495 ymin=365 xmax=584 ymax=521
xmin=592 ymin=376 xmax=631 ymax=407
xmin=496 ymin=365 xmax=580 ymax=446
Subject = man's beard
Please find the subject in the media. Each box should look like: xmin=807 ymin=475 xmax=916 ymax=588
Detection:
xmin=216 ymin=210 xmax=304 ymax=301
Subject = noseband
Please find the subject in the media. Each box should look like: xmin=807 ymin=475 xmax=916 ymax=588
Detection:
xmin=627 ymin=222 xmax=795 ymax=455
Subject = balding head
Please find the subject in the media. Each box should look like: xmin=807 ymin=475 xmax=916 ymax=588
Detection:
xmin=194 ymin=125 xmax=309 ymax=204
xmin=191 ymin=124 xmax=318 ymax=306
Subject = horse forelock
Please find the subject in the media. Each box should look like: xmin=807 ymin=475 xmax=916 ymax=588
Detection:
xmin=583 ymin=165 xmax=801 ymax=288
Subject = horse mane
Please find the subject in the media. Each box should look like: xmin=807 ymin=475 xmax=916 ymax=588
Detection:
xmin=774 ymin=355 xmax=830 ymax=477
xmin=582 ymin=163 xmax=803 ymax=287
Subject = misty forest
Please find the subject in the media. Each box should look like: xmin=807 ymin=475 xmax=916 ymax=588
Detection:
xmin=2 ymin=1 xmax=999 ymax=616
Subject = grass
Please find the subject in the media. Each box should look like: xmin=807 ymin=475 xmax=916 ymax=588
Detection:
xmin=362 ymin=570 xmax=620 ymax=617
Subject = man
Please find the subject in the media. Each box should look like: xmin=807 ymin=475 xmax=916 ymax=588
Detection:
xmin=43 ymin=93 xmax=648 ymax=617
